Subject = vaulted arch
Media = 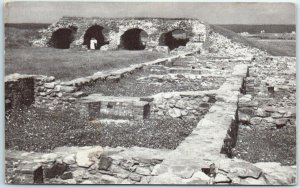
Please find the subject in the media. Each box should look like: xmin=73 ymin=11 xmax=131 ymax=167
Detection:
xmin=119 ymin=28 xmax=148 ymax=50
xmin=49 ymin=28 xmax=76 ymax=49
xmin=159 ymin=29 xmax=189 ymax=50
xmin=83 ymin=25 xmax=109 ymax=49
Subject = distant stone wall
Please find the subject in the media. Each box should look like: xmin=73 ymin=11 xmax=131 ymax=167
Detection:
xmin=33 ymin=17 xmax=208 ymax=50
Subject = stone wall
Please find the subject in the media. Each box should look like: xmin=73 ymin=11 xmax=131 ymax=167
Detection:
xmin=151 ymin=91 xmax=216 ymax=120
xmin=32 ymin=17 xmax=208 ymax=50
xmin=239 ymin=56 xmax=296 ymax=129
xmin=5 ymin=146 xmax=168 ymax=184
xmin=79 ymin=95 xmax=151 ymax=120
xmin=5 ymin=74 xmax=35 ymax=110
xmin=5 ymin=145 xmax=297 ymax=185
xmin=5 ymin=73 xmax=79 ymax=110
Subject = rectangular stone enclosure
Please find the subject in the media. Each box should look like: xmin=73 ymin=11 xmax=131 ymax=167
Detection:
xmin=79 ymin=95 xmax=151 ymax=120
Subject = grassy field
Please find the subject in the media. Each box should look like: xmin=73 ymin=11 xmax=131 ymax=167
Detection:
xmin=210 ymin=25 xmax=296 ymax=57
xmin=252 ymin=39 xmax=296 ymax=57
xmin=5 ymin=48 xmax=165 ymax=80
xmin=216 ymin=24 xmax=296 ymax=34
xmin=234 ymin=126 xmax=296 ymax=165
xmin=5 ymin=24 xmax=48 ymax=48
xmin=246 ymin=33 xmax=295 ymax=40
xmin=6 ymin=107 xmax=196 ymax=152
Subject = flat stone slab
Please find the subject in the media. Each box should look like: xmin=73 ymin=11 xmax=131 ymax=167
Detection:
xmin=80 ymin=94 xmax=148 ymax=105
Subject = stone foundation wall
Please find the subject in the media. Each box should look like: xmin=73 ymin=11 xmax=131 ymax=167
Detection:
xmin=79 ymin=95 xmax=151 ymax=120
xmin=239 ymin=56 xmax=296 ymax=129
xmin=6 ymin=146 xmax=296 ymax=185
xmin=5 ymin=75 xmax=35 ymax=110
xmin=151 ymin=91 xmax=216 ymax=120
xmin=5 ymin=146 xmax=167 ymax=184
xmin=5 ymin=73 xmax=79 ymax=110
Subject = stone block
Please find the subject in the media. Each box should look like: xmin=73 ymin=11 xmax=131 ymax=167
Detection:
xmin=98 ymin=156 xmax=113 ymax=170
xmin=44 ymin=82 xmax=56 ymax=89
xmin=63 ymin=154 xmax=76 ymax=165
xmin=61 ymin=172 xmax=73 ymax=180
xmin=76 ymin=146 xmax=104 ymax=168
xmin=250 ymin=117 xmax=262 ymax=125
xmin=155 ymin=46 xmax=169 ymax=53
xmin=60 ymin=86 xmax=75 ymax=93
xmin=135 ymin=166 xmax=152 ymax=176
xmin=101 ymin=175 xmax=119 ymax=184
xmin=44 ymin=163 xmax=67 ymax=178
xmin=15 ymin=163 xmax=43 ymax=183
xmin=129 ymin=173 xmax=142 ymax=182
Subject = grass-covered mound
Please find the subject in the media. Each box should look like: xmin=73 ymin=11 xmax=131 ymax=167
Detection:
xmin=210 ymin=24 xmax=295 ymax=57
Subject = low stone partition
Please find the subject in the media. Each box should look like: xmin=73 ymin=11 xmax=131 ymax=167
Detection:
xmin=151 ymin=90 xmax=216 ymax=120
xmin=79 ymin=94 xmax=151 ymax=120
xmin=5 ymin=73 xmax=79 ymax=110
xmin=5 ymin=146 xmax=170 ymax=184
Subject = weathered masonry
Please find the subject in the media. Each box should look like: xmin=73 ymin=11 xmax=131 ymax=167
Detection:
xmin=33 ymin=17 xmax=208 ymax=51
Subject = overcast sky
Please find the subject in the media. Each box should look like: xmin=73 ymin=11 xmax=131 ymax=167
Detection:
xmin=4 ymin=1 xmax=296 ymax=24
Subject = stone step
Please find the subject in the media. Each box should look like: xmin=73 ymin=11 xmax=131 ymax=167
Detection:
xmin=79 ymin=94 xmax=151 ymax=120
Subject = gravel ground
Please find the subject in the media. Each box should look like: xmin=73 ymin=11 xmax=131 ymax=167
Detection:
xmin=81 ymin=68 xmax=225 ymax=97
xmin=5 ymin=107 xmax=198 ymax=152
xmin=233 ymin=125 xmax=296 ymax=165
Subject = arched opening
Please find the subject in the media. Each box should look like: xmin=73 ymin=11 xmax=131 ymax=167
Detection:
xmin=119 ymin=28 xmax=148 ymax=50
xmin=83 ymin=25 xmax=109 ymax=50
xmin=49 ymin=28 xmax=76 ymax=49
xmin=159 ymin=29 xmax=189 ymax=50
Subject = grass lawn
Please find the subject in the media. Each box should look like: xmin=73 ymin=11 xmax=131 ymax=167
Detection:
xmin=5 ymin=47 xmax=166 ymax=80
xmin=253 ymin=39 xmax=296 ymax=57
xmin=5 ymin=107 xmax=196 ymax=152
xmin=234 ymin=126 xmax=296 ymax=166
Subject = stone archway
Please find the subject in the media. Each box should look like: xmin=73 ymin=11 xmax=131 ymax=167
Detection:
xmin=83 ymin=25 xmax=109 ymax=50
xmin=119 ymin=28 xmax=148 ymax=50
xmin=49 ymin=28 xmax=76 ymax=49
xmin=159 ymin=29 xmax=189 ymax=50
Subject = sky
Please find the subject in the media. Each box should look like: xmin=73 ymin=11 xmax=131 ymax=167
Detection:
xmin=4 ymin=1 xmax=296 ymax=24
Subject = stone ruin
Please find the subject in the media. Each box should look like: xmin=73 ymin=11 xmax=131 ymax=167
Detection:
xmin=5 ymin=18 xmax=297 ymax=185
xmin=33 ymin=17 xmax=208 ymax=51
